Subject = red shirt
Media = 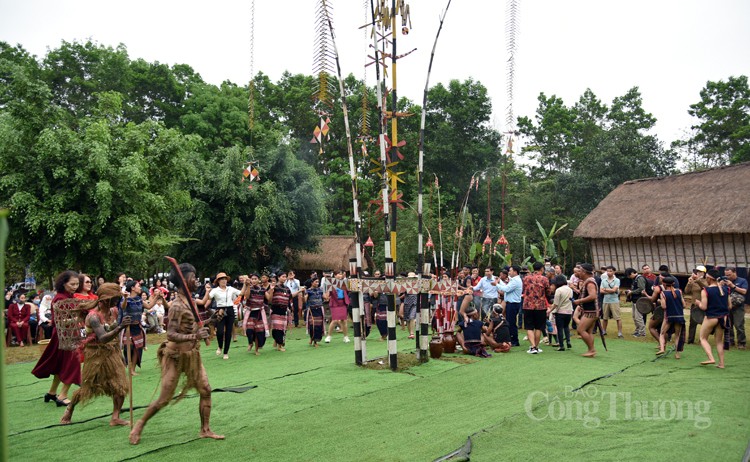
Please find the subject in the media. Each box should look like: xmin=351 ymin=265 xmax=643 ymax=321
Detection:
xmin=523 ymin=272 xmax=550 ymax=310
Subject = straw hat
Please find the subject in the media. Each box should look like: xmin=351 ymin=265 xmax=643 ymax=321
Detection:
xmin=214 ymin=272 xmax=230 ymax=285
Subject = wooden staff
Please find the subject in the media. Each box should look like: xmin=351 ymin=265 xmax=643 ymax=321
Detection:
xmin=125 ymin=324 xmax=133 ymax=428
xmin=165 ymin=256 xmax=209 ymax=346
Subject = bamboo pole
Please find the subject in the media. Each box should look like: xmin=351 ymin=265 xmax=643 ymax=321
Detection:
xmin=322 ymin=1 xmax=367 ymax=365
xmin=0 ymin=209 xmax=9 ymax=462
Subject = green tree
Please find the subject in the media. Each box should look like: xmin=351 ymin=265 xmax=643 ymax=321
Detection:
xmin=177 ymin=143 xmax=326 ymax=274
xmin=674 ymin=75 xmax=750 ymax=168
xmin=0 ymin=88 xmax=196 ymax=280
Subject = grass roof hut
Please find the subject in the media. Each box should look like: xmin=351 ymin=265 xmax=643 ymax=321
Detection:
xmin=294 ymin=235 xmax=357 ymax=274
xmin=574 ymin=162 xmax=750 ymax=275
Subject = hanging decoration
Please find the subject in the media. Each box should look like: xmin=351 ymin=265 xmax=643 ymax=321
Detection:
xmin=243 ymin=0 xmax=259 ymax=187
xmin=311 ymin=0 xmax=336 ymax=155
xmin=241 ymin=160 xmax=260 ymax=189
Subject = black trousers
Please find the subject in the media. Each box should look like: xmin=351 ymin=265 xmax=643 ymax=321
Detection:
xmin=555 ymin=313 xmax=572 ymax=347
xmin=216 ymin=307 xmax=235 ymax=355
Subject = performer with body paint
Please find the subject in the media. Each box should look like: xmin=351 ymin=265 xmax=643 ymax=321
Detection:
xmin=129 ymin=262 xmax=223 ymax=445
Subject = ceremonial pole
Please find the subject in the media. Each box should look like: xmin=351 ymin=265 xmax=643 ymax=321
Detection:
xmin=370 ymin=0 xmax=397 ymax=370
xmin=416 ymin=0 xmax=452 ymax=362
xmin=322 ymin=1 xmax=367 ymax=365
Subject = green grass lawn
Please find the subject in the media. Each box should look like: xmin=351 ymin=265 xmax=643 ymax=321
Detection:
xmin=4 ymin=322 xmax=750 ymax=461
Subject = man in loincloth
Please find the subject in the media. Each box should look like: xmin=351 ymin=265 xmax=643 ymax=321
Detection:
xmin=61 ymin=283 xmax=131 ymax=426
xmin=129 ymin=262 xmax=224 ymax=444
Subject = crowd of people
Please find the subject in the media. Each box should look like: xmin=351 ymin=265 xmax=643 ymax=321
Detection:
xmin=3 ymin=259 xmax=746 ymax=442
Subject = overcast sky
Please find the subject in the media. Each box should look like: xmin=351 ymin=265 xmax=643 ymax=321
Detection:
xmin=1 ymin=0 xmax=749 ymax=147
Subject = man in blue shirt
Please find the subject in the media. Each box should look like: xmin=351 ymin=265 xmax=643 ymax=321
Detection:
xmin=472 ymin=267 xmax=499 ymax=319
xmin=725 ymin=267 xmax=748 ymax=349
xmin=497 ymin=265 xmax=523 ymax=347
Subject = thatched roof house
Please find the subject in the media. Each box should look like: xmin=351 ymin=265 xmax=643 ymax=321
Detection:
xmin=574 ymin=162 xmax=750 ymax=274
xmin=294 ymin=235 xmax=356 ymax=272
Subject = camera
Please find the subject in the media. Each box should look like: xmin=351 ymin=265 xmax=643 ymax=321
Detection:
xmin=718 ymin=276 xmax=728 ymax=282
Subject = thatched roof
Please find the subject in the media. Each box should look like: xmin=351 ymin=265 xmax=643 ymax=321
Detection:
xmin=574 ymin=162 xmax=750 ymax=239
xmin=294 ymin=235 xmax=356 ymax=271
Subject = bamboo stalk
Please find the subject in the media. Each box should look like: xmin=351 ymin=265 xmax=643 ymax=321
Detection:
xmin=323 ymin=1 xmax=367 ymax=365
xmin=0 ymin=209 xmax=10 ymax=462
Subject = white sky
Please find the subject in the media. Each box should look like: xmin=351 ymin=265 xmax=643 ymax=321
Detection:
xmin=1 ymin=0 xmax=749 ymax=147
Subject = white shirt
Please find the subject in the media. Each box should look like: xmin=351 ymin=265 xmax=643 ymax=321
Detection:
xmin=151 ymin=303 xmax=165 ymax=317
xmin=208 ymin=286 xmax=241 ymax=307
xmin=285 ymin=278 xmax=301 ymax=296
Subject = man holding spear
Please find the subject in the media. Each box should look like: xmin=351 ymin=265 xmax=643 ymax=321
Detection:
xmin=129 ymin=261 xmax=223 ymax=444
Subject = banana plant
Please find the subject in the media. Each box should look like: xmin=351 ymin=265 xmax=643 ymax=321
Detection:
xmin=536 ymin=220 xmax=568 ymax=261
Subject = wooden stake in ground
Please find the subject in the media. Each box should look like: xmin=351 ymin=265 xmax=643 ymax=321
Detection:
xmin=126 ymin=327 xmax=133 ymax=428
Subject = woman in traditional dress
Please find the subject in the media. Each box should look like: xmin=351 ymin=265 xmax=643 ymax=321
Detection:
xmin=241 ymin=274 xmax=268 ymax=355
xmin=698 ymin=269 xmax=730 ymax=368
xmin=31 ymin=270 xmax=81 ymax=406
xmin=119 ymin=280 xmax=157 ymax=376
xmin=324 ymin=270 xmax=350 ymax=343
xmin=61 ymin=283 xmax=131 ymax=426
xmin=305 ymin=277 xmax=326 ymax=346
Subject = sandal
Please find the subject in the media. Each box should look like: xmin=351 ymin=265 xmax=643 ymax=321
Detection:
xmin=55 ymin=398 xmax=71 ymax=407
xmin=44 ymin=393 xmax=57 ymax=403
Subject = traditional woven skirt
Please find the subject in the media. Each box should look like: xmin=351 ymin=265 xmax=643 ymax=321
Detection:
xmin=582 ymin=309 xmax=599 ymax=319
xmin=73 ymin=343 xmax=128 ymax=406
xmin=376 ymin=305 xmax=388 ymax=336
xmin=245 ymin=309 xmax=267 ymax=348
xmin=157 ymin=342 xmax=203 ymax=402
xmin=31 ymin=327 xmax=81 ymax=385
xmin=307 ymin=306 xmax=324 ymax=342
xmin=271 ymin=311 xmax=288 ymax=346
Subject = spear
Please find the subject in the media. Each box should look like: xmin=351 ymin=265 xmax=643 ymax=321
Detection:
xmin=165 ymin=257 xmax=209 ymax=346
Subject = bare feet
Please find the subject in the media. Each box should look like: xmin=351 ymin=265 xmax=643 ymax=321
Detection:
xmin=655 ymin=350 xmax=665 ymax=355
xmin=582 ymin=351 xmax=596 ymax=358
xmin=700 ymin=360 xmax=715 ymax=365
xmin=110 ymin=418 xmax=129 ymax=426
xmin=60 ymin=409 xmax=72 ymax=425
xmin=199 ymin=430 xmax=225 ymax=440
xmin=130 ymin=371 xmax=139 ymax=377
xmin=254 ymin=350 xmax=260 ymax=356
xmin=675 ymin=353 xmax=681 ymax=360
xmin=279 ymin=347 xmax=286 ymax=352
xmin=246 ymin=346 xmax=253 ymax=352
xmin=129 ymin=421 xmax=144 ymax=445
xmin=716 ymin=364 xmax=725 ymax=369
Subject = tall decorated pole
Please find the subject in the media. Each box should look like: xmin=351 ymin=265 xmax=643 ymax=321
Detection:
xmin=371 ymin=0 xmax=398 ymax=370
xmin=416 ymin=0 xmax=452 ymax=362
xmin=0 ymin=209 xmax=9 ymax=462
xmin=320 ymin=0 xmax=367 ymax=365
